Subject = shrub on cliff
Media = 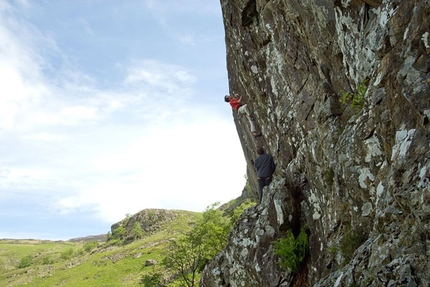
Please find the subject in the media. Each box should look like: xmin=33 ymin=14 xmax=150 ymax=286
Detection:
xmin=273 ymin=227 xmax=308 ymax=273
xmin=163 ymin=203 xmax=230 ymax=287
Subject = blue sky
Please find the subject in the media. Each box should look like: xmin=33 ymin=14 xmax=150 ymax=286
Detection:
xmin=0 ymin=0 xmax=246 ymax=240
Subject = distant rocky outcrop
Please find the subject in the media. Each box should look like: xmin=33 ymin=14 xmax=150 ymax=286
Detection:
xmin=201 ymin=0 xmax=429 ymax=286
xmin=68 ymin=234 xmax=107 ymax=243
xmin=110 ymin=209 xmax=194 ymax=243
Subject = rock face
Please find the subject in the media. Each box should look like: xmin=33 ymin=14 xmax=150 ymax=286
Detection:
xmin=111 ymin=209 xmax=180 ymax=242
xmin=201 ymin=0 xmax=430 ymax=286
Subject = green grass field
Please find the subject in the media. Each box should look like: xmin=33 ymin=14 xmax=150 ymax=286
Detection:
xmin=0 ymin=210 xmax=199 ymax=287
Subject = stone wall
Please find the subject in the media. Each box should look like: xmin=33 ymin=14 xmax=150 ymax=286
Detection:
xmin=201 ymin=0 xmax=430 ymax=286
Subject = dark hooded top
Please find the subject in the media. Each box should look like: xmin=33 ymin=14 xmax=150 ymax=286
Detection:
xmin=255 ymin=153 xmax=276 ymax=178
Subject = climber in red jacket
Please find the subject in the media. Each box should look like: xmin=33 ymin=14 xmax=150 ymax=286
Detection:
xmin=224 ymin=94 xmax=262 ymax=138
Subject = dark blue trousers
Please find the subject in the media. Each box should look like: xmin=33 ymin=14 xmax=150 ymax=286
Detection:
xmin=258 ymin=177 xmax=272 ymax=204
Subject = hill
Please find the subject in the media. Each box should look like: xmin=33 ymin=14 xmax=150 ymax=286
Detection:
xmin=67 ymin=234 xmax=107 ymax=243
xmin=0 ymin=209 xmax=199 ymax=287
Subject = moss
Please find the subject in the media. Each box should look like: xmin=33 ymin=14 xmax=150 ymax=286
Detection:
xmin=340 ymin=226 xmax=367 ymax=264
xmin=339 ymin=202 xmax=350 ymax=217
xmin=327 ymin=245 xmax=338 ymax=256
xmin=324 ymin=168 xmax=335 ymax=186
xmin=375 ymin=213 xmax=393 ymax=233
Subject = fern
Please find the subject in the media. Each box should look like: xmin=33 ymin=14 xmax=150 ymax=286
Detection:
xmin=273 ymin=227 xmax=308 ymax=273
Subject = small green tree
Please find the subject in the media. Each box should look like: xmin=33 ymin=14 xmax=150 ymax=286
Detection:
xmin=228 ymin=199 xmax=254 ymax=228
xmin=163 ymin=203 xmax=230 ymax=287
xmin=196 ymin=203 xmax=231 ymax=258
xmin=273 ymin=227 xmax=308 ymax=273
xmin=17 ymin=255 xmax=33 ymax=268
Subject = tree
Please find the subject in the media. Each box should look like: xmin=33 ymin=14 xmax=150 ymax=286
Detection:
xmin=227 ymin=199 xmax=254 ymax=228
xmin=163 ymin=203 xmax=230 ymax=287
xmin=17 ymin=255 xmax=33 ymax=268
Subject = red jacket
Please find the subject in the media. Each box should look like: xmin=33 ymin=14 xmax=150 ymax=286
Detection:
xmin=229 ymin=99 xmax=242 ymax=111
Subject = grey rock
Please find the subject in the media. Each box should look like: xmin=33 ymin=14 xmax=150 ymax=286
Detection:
xmin=201 ymin=0 xmax=430 ymax=286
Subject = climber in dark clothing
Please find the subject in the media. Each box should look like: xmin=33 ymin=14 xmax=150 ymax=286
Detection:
xmin=254 ymin=147 xmax=276 ymax=204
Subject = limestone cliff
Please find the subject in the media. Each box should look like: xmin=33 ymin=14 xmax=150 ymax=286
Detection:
xmin=201 ymin=0 xmax=430 ymax=286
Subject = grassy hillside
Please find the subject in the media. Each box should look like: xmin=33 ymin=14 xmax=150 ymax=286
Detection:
xmin=0 ymin=210 xmax=199 ymax=287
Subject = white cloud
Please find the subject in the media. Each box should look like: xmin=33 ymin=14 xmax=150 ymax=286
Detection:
xmin=48 ymin=115 xmax=245 ymax=224
xmin=21 ymin=132 xmax=69 ymax=142
xmin=59 ymin=105 xmax=99 ymax=124
xmin=0 ymin=0 xmax=243 ymax=239
xmin=124 ymin=59 xmax=196 ymax=90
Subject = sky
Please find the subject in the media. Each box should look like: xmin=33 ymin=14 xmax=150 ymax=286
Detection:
xmin=0 ymin=0 xmax=247 ymax=240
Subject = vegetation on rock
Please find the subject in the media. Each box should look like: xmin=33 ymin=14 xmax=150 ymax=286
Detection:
xmin=273 ymin=227 xmax=308 ymax=273
xmin=339 ymin=79 xmax=368 ymax=112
